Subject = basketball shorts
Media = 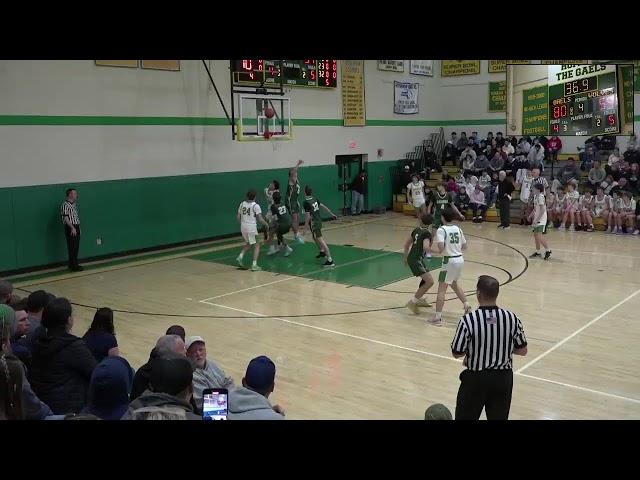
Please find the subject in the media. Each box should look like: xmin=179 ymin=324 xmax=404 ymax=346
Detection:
xmin=311 ymin=223 xmax=323 ymax=239
xmin=438 ymin=257 xmax=464 ymax=284
xmin=241 ymin=225 xmax=258 ymax=245
xmin=408 ymin=258 xmax=428 ymax=277
xmin=533 ymin=223 xmax=547 ymax=234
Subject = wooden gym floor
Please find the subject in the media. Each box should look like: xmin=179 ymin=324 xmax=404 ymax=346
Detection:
xmin=11 ymin=213 xmax=640 ymax=419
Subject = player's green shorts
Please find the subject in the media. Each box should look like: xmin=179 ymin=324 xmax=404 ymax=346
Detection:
xmin=311 ymin=223 xmax=323 ymax=239
xmin=287 ymin=201 xmax=301 ymax=214
xmin=277 ymin=223 xmax=291 ymax=240
xmin=433 ymin=215 xmax=443 ymax=228
xmin=533 ymin=224 xmax=547 ymax=234
xmin=408 ymin=258 xmax=428 ymax=277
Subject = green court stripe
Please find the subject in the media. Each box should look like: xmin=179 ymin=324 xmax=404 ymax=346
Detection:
xmin=9 ymin=238 xmax=242 ymax=284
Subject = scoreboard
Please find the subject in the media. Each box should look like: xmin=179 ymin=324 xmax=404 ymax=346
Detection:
xmin=232 ymin=60 xmax=338 ymax=88
xmin=547 ymin=64 xmax=620 ymax=136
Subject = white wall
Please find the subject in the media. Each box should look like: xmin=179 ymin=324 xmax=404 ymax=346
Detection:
xmin=0 ymin=60 xmax=444 ymax=188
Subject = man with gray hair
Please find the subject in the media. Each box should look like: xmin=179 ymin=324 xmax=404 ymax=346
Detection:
xmin=185 ymin=336 xmax=235 ymax=410
xmin=0 ymin=280 xmax=13 ymax=305
xmin=131 ymin=334 xmax=186 ymax=400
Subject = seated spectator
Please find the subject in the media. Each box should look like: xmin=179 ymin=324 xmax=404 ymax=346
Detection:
xmin=578 ymin=189 xmax=595 ymax=232
xmin=445 ymin=176 xmax=458 ymax=193
xmin=1 ymin=304 xmax=55 ymax=420
xmin=628 ymin=163 xmax=639 ymax=194
xmin=559 ymin=182 xmax=580 ymax=231
xmin=0 ymin=281 xmax=13 ymax=305
xmin=442 ymin=169 xmax=452 ymax=183
xmin=442 ymin=141 xmax=458 ymax=166
xmin=450 ymin=132 xmax=458 ymax=146
xmin=460 ymin=145 xmax=477 ymax=172
xmin=0 ymin=351 xmax=25 ymax=420
xmin=580 ymin=145 xmax=598 ymax=171
xmin=484 ymin=131 xmax=494 ymax=145
xmin=550 ymin=177 xmax=562 ymax=195
xmin=131 ymin=333 xmax=187 ymax=401
xmin=83 ymin=356 xmax=134 ymax=420
xmin=123 ymin=355 xmax=200 ymax=420
xmin=470 ymin=131 xmax=479 ymax=144
xmin=502 ymin=141 xmax=514 ymax=157
xmin=615 ymin=191 xmax=636 ymax=235
xmin=527 ymin=143 xmax=545 ymax=170
xmin=489 ymin=151 xmax=505 ymax=173
xmin=456 ymin=131 xmax=468 ymax=154
xmin=478 ymin=171 xmax=493 ymax=202
xmin=588 ymin=161 xmax=606 ymax=192
xmin=83 ymin=307 xmax=119 ymax=362
xmin=610 ymin=163 xmax=623 ymax=181
xmin=29 ymin=298 xmax=97 ymax=415
xmin=628 ymin=134 xmax=638 ymax=152
xmin=228 ymin=356 xmax=284 ymax=420
xmin=601 ymin=175 xmax=617 ymax=195
xmin=610 ymin=177 xmax=629 ymax=197
xmin=423 ymin=144 xmax=441 ymax=173
xmin=469 ymin=185 xmax=487 ymax=223
xmin=547 ymin=135 xmax=562 ymax=163
xmin=23 ymin=290 xmax=52 ymax=355
xmin=166 ymin=325 xmax=186 ymax=342
xmin=185 ymin=336 xmax=235 ymax=410
xmin=503 ymin=155 xmax=516 ymax=178
xmin=472 ymin=153 xmax=489 ymax=176
xmin=454 ymin=186 xmax=470 ymax=218
xmin=10 ymin=309 xmax=31 ymax=365
xmin=559 ymin=157 xmax=580 ymax=185
xmin=512 ymin=154 xmax=529 ymax=174
xmin=536 ymin=135 xmax=549 ymax=151
xmin=598 ymin=135 xmax=616 ymax=151
xmin=477 ymin=140 xmax=487 ymax=157
xmin=424 ymin=403 xmax=453 ymax=420
xmin=516 ymin=137 xmax=531 ymax=156
xmin=454 ymin=171 xmax=466 ymax=189
xmin=509 ymin=136 xmax=518 ymax=149
xmin=495 ymin=132 xmax=505 ymax=148
xmin=606 ymin=147 xmax=622 ymax=174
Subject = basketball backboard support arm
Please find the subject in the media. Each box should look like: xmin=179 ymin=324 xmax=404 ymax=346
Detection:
xmin=201 ymin=61 xmax=232 ymax=127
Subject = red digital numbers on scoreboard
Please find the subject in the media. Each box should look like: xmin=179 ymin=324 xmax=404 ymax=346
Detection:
xmin=552 ymin=123 xmax=560 ymax=133
xmin=553 ymin=105 xmax=567 ymax=119
xmin=608 ymin=114 xmax=616 ymax=126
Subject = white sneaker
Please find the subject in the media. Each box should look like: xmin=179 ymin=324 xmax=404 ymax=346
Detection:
xmin=267 ymin=245 xmax=278 ymax=256
xmin=606 ymin=226 xmax=611 ymax=233
xmin=633 ymin=230 xmax=639 ymax=235
xmin=612 ymin=226 xmax=618 ymax=234
xmin=416 ymin=298 xmax=432 ymax=307
xmin=503 ymin=226 xmax=511 ymax=230
xmin=558 ymin=225 xmax=566 ymax=231
xmin=428 ymin=317 xmax=444 ymax=326
xmin=284 ymin=246 xmax=293 ymax=257
xmin=569 ymin=225 xmax=575 ymax=232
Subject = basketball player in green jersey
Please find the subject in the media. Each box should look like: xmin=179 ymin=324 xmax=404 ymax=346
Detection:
xmin=286 ymin=159 xmax=305 ymax=244
xmin=429 ymin=182 xmax=464 ymax=231
xmin=266 ymin=191 xmax=294 ymax=257
xmin=302 ymin=185 xmax=338 ymax=267
xmin=403 ymin=212 xmax=435 ymax=314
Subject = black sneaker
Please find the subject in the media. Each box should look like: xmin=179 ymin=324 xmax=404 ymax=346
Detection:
xmin=323 ymin=260 xmax=336 ymax=267
xmin=316 ymin=252 xmax=326 ymax=259
xmin=544 ymin=250 xmax=552 ymax=260
xmin=529 ymin=252 xmax=541 ymax=259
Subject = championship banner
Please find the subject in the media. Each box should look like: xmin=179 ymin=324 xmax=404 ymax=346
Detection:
xmin=394 ymin=81 xmax=419 ymax=114
xmin=441 ymin=60 xmax=480 ymax=76
xmin=488 ymin=81 xmax=506 ymax=112
xmin=488 ymin=60 xmax=530 ymax=73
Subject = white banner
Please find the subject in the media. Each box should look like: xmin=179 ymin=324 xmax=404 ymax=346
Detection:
xmin=410 ymin=60 xmax=433 ymax=76
xmin=394 ymin=81 xmax=419 ymax=114
xmin=547 ymin=64 xmax=616 ymax=86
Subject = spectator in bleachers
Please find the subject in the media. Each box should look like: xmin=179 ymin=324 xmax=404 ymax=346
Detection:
xmin=606 ymin=147 xmax=621 ymax=174
xmin=502 ymin=140 xmax=514 ymax=157
xmin=495 ymin=132 xmax=505 ymax=148
xmin=0 ymin=281 xmax=13 ymax=305
xmin=509 ymin=136 xmax=518 ymax=149
xmin=477 ymin=140 xmax=487 ymax=156
xmin=83 ymin=307 xmax=119 ymax=363
xmin=471 ymin=131 xmax=479 ymax=144
xmin=601 ymin=175 xmax=617 ymax=195
xmin=123 ymin=355 xmax=200 ymax=420
xmin=559 ymin=182 xmax=580 ymax=231
xmin=166 ymin=325 xmax=186 ymax=342
xmin=478 ymin=171 xmax=493 ymax=204
xmin=460 ymin=144 xmax=476 ymax=170
xmin=10 ymin=309 xmax=31 ymax=365
xmin=615 ymin=191 xmax=636 ymax=235
xmin=446 ymin=176 xmax=458 ymax=194
xmin=29 ymin=298 xmax=97 ymax=415
xmin=503 ymin=155 xmax=516 ymax=178
xmin=628 ymin=163 xmax=639 ymax=194
xmin=469 ymin=185 xmax=487 ymax=223
xmin=22 ymin=290 xmax=51 ymax=355
xmin=588 ymin=161 xmax=606 ymax=192
xmin=527 ymin=143 xmax=545 ymax=171
xmin=455 ymin=171 xmax=466 ymax=189
xmin=450 ymin=132 xmax=458 ymax=146
xmin=485 ymin=132 xmax=494 ymax=145
xmin=559 ymin=158 xmax=580 ymax=185
xmin=228 ymin=355 xmax=284 ymax=420
xmin=83 ymin=356 xmax=134 ymax=420
xmin=0 ymin=352 xmax=25 ymax=420
xmin=516 ymin=137 xmax=531 ymax=156
xmin=456 ymin=132 xmax=468 ymax=154
xmin=131 ymin=333 xmax=186 ymax=401
xmin=628 ymin=134 xmax=638 ymax=152
xmin=513 ymin=154 xmax=529 ymax=176
xmin=580 ymin=145 xmax=598 ymax=171
xmin=609 ymin=163 xmax=623 ymax=181
xmin=442 ymin=141 xmax=458 ymax=167
xmin=547 ymin=136 xmax=562 ymax=164
xmin=472 ymin=153 xmax=490 ymax=177
xmin=185 ymin=336 xmax=235 ymax=411
xmin=611 ymin=177 xmax=629 ymax=197
xmin=454 ymin=186 xmax=470 ymax=219
xmin=423 ymin=144 xmax=441 ymax=173
xmin=489 ymin=150 xmax=505 ymax=174
xmin=578 ymin=189 xmax=595 ymax=232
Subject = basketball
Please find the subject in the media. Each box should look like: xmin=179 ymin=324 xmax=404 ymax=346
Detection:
xmin=265 ymin=107 xmax=275 ymax=119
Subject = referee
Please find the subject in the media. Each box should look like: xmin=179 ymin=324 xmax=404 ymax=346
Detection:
xmin=450 ymin=275 xmax=527 ymax=420
xmin=61 ymin=188 xmax=82 ymax=271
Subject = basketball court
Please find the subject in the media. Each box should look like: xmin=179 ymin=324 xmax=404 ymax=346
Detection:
xmin=10 ymin=213 xmax=640 ymax=419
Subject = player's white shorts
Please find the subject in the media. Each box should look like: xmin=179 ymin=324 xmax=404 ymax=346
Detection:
xmin=438 ymin=257 xmax=464 ymax=284
xmin=241 ymin=225 xmax=258 ymax=245
xmin=413 ymin=199 xmax=426 ymax=209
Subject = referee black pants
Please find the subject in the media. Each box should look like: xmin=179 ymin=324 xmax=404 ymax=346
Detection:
xmin=64 ymin=224 xmax=81 ymax=269
xmin=455 ymin=369 xmax=513 ymax=420
xmin=499 ymin=197 xmax=511 ymax=227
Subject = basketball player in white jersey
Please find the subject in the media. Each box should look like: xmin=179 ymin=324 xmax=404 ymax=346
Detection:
xmin=578 ymin=189 xmax=595 ymax=232
xmin=616 ymin=191 xmax=636 ymax=234
xmin=530 ymin=183 xmax=552 ymax=260
xmin=429 ymin=207 xmax=472 ymax=326
xmin=236 ymin=189 xmax=270 ymax=271
xmin=407 ymin=173 xmax=427 ymax=217
xmin=594 ymin=187 xmax=613 ymax=232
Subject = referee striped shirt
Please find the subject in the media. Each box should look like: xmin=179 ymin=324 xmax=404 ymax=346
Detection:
xmin=451 ymin=306 xmax=527 ymax=371
xmin=61 ymin=200 xmax=80 ymax=225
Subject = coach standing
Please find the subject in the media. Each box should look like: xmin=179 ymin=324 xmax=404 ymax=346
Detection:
xmin=450 ymin=275 xmax=527 ymax=420
xmin=497 ymin=171 xmax=514 ymax=229
xmin=61 ymin=188 xmax=83 ymax=271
